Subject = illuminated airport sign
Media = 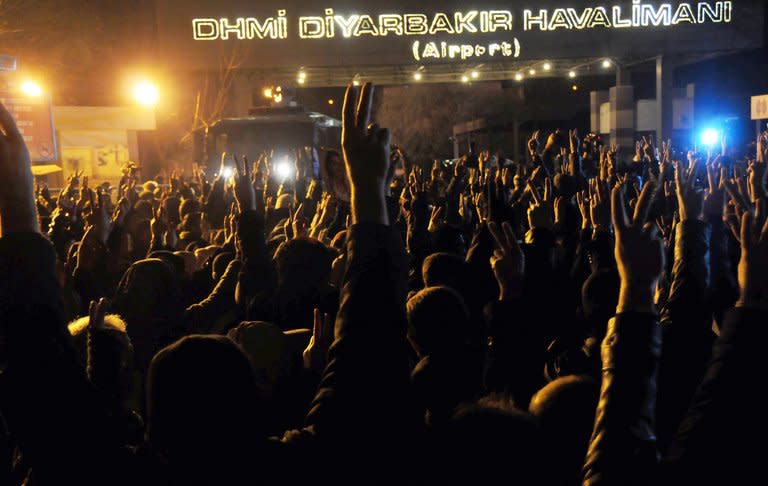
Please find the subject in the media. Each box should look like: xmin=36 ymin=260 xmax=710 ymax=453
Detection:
xmin=156 ymin=1 xmax=764 ymax=69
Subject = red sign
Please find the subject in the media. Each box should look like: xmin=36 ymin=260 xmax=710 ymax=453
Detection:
xmin=0 ymin=83 xmax=57 ymax=162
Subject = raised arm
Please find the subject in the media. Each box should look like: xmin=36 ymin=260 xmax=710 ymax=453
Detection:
xmin=302 ymin=84 xmax=417 ymax=449
xmin=0 ymin=102 xmax=131 ymax=483
xmin=582 ymin=181 xmax=664 ymax=486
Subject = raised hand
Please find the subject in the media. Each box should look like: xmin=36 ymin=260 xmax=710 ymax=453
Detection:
xmin=290 ymin=203 xmax=310 ymax=239
xmin=569 ymin=129 xmax=580 ymax=155
xmin=488 ymin=221 xmax=525 ymax=300
xmin=527 ymin=178 xmax=554 ymax=231
xmin=642 ymin=135 xmax=655 ymax=160
xmin=233 ymin=155 xmax=256 ymax=212
xmin=112 ymin=196 xmax=131 ymax=226
xmin=737 ymin=211 xmax=768 ymax=309
xmin=150 ymin=203 xmax=168 ymax=241
xmin=674 ymin=159 xmax=704 ymax=221
xmin=304 ymin=308 xmax=333 ymax=373
xmin=88 ymin=297 xmax=108 ymax=332
xmin=528 ymin=130 xmax=540 ymax=156
xmin=748 ymin=155 xmax=767 ymax=202
xmin=757 ymin=131 xmax=767 ymax=164
xmin=576 ymin=190 xmax=590 ymax=230
xmin=544 ymin=130 xmax=561 ymax=153
xmin=0 ymin=102 xmax=38 ymax=234
xmin=703 ymin=161 xmax=726 ymax=222
xmin=588 ymin=178 xmax=611 ymax=232
xmin=342 ymin=82 xmax=391 ymax=224
xmin=427 ymin=205 xmax=445 ymax=233
xmin=612 ymin=181 xmax=664 ymax=313
xmin=87 ymin=188 xmax=112 ymax=244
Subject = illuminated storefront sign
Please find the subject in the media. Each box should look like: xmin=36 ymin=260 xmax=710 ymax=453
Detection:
xmin=155 ymin=0 xmax=764 ymax=69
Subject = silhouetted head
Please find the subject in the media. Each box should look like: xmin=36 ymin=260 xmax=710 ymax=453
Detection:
xmin=212 ymin=252 xmax=235 ymax=282
xmin=422 ymin=253 xmax=468 ymax=295
xmin=274 ymin=237 xmax=335 ymax=292
xmin=582 ymin=268 xmax=620 ymax=338
xmin=429 ymin=226 xmax=467 ymax=255
xmin=554 ymin=173 xmax=577 ymax=200
xmin=436 ymin=395 xmax=549 ymax=482
xmin=406 ymin=286 xmax=470 ymax=357
xmin=68 ymin=314 xmax=135 ymax=407
xmin=146 ymin=335 xmax=262 ymax=470
xmin=529 ymin=375 xmax=599 ymax=485
xmin=228 ymin=321 xmax=293 ymax=395
xmin=179 ymin=198 xmax=201 ymax=221
xmin=113 ymin=258 xmax=184 ymax=372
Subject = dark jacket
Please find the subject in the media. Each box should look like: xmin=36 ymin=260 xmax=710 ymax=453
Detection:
xmin=663 ymin=306 xmax=768 ymax=485
xmin=582 ymin=312 xmax=662 ymax=486
xmin=656 ymin=219 xmax=715 ymax=449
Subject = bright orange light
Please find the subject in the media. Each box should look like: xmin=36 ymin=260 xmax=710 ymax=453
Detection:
xmin=21 ymin=81 xmax=43 ymax=97
xmin=571 ymin=84 xmax=579 ymax=91
xmin=133 ymin=81 xmax=159 ymax=106
xmin=263 ymin=87 xmax=273 ymax=98
xmin=327 ymin=98 xmax=334 ymax=105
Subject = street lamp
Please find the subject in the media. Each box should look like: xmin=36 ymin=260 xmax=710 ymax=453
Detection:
xmin=20 ymin=81 xmax=43 ymax=97
xmin=133 ymin=81 xmax=159 ymax=106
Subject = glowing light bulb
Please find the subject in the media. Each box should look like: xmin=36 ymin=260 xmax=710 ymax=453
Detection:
xmin=132 ymin=81 xmax=159 ymax=106
xmin=21 ymin=81 xmax=43 ymax=97
xmin=542 ymin=62 xmax=552 ymax=71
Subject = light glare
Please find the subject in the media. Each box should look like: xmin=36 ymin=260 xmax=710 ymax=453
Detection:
xmin=701 ymin=128 xmax=720 ymax=146
xmin=133 ymin=81 xmax=159 ymax=106
xmin=21 ymin=81 xmax=43 ymax=97
xmin=275 ymin=160 xmax=292 ymax=179
xmin=543 ymin=62 xmax=552 ymax=71
xmin=568 ymin=71 xmax=577 ymax=78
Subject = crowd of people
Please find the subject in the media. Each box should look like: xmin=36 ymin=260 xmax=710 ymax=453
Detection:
xmin=0 ymin=83 xmax=767 ymax=485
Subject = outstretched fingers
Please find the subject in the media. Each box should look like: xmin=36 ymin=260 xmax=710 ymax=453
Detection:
xmin=632 ymin=180 xmax=656 ymax=228
xmin=611 ymin=184 xmax=629 ymax=235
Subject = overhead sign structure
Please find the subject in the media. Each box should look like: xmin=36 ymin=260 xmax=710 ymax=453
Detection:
xmin=156 ymin=0 xmax=764 ymax=69
xmin=0 ymin=82 xmax=58 ymax=162
xmin=752 ymin=94 xmax=768 ymax=121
